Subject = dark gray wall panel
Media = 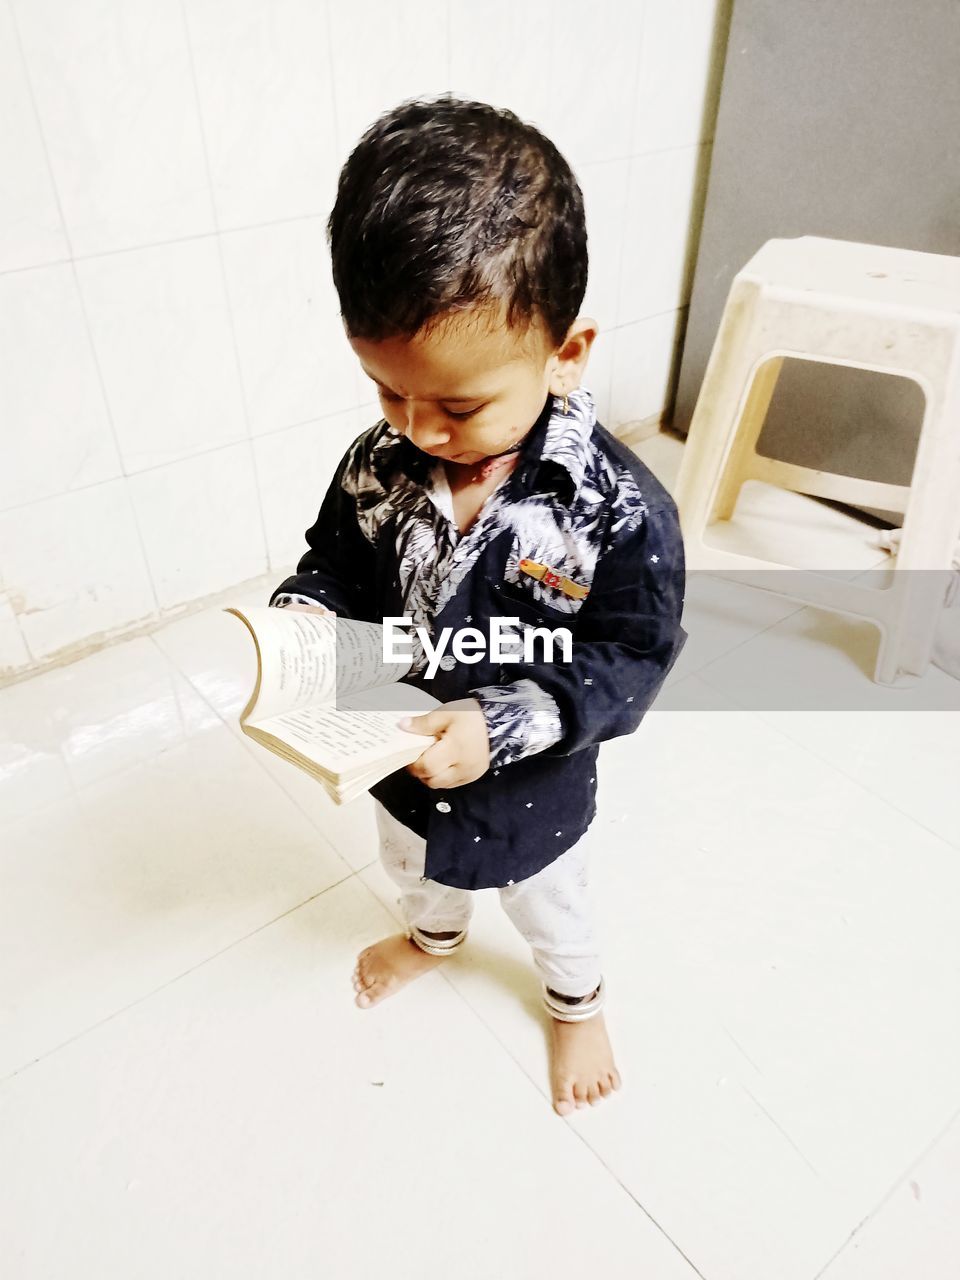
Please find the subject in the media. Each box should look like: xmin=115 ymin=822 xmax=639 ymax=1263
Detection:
xmin=673 ymin=1 xmax=960 ymax=519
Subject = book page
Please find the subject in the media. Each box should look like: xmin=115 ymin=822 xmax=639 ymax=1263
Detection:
xmin=225 ymin=606 xmax=412 ymax=722
xmin=250 ymin=693 xmax=438 ymax=774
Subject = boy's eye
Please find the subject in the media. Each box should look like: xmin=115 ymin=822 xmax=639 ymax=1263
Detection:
xmin=377 ymin=388 xmax=483 ymax=419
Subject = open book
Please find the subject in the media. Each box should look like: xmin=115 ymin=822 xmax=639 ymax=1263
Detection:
xmin=225 ymin=606 xmax=441 ymax=804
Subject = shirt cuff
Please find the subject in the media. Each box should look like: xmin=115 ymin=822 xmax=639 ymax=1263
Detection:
xmin=470 ymin=679 xmax=564 ymax=769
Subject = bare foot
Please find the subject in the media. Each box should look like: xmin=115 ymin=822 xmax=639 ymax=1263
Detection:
xmin=549 ymin=1011 xmax=622 ymax=1115
xmin=352 ymin=933 xmax=449 ymax=1008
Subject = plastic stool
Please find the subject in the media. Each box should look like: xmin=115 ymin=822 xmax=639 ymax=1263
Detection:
xmin=673 ymin=235 xmax=960 ymax=685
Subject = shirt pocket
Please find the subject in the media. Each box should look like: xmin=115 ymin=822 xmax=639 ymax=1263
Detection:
xmin=486 ymin=575 xmax=579 ymax=629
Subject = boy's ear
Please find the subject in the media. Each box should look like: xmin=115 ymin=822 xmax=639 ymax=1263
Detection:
xmin=550 ymin=317 xmax=599 ymax=388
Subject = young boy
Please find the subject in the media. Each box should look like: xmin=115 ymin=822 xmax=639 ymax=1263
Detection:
xmin=271 ymin=95 xmax=687 ymax=1116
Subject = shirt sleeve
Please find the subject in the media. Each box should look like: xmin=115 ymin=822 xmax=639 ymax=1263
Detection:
xmin=470 ymin=678 xmax=565 ymax=769
xmin=267 ymin=436 xmax=375 ymax=619
xmin=469 ymin=498 xmax=687 ymax=764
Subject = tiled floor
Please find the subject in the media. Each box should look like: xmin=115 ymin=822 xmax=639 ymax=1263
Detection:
xmin=2 ymin=434 xmax=958 ymax=1279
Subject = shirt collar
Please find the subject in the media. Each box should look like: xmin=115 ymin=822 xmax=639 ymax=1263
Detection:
xmin=376 ymin=385 xmax=597 ymax=504
xmin=516 ymin=386 xmax=596 ymax=504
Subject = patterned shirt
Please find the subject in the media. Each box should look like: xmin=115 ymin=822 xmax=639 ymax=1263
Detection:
xmin=271 ymin=386 xmax=687 ymax=889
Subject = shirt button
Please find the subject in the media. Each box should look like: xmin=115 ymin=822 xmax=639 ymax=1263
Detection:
xmin=435 ymin=800 xmax=451 ymax=813
xmin=439 ymin=654 xmax=456 ymax=671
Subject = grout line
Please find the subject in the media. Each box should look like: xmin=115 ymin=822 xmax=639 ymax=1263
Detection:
xmin=176 ymin=0 xmax=271 ymax=577
xmin=321 ymin=0 xmax=342 ymax=163
xmin=410 ymin=952 xmax=709 ymax=1280
xmin=5 ymin=0 xmax=166 ymax=639
xmin=5 ymin=0 xmax=75 ymax=261
xmin=610 ymin=0 xmax=646 ymax=337
xmin=744 ymin=701 xmax=960 ymax=856
xmin=144 ymin=627 xmax=361 ymax=864
xmin=738 ymin=1082 xmax=822 ymax=1180
xmin=0 ymin=146 xmax=707 ymax=283
xmin=0 ymin=209 xmax=331 ymax=279
xmin=0 ymin=864 xmax=363 ymax=1086
xmin=811 ymin=1099 xmax=960 ymax=1280
xmin=0 ymin=399 xmax=373 ymax=520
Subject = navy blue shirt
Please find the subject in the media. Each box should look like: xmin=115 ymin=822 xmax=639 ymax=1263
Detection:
xmin=271 ymin=386 xmax=687 ymax=890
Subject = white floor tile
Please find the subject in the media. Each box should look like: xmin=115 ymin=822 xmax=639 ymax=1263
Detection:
xmin=0 ymin=663 xmax=349 ymax=1079
xmin=360 ymin=677 xmax=960 ymax=1279
xmin=3 ymin=455 xmax=960 ymax=1279
xmin=696 ymin=600 xmax=960 ymax=712
xmin=0 ymin=877 xmax=701 ymax=1280
xmin=818 ymin=1105 xmax=960 ymax=1279
xmin=150 ymin=589 xmax=380 ymax=867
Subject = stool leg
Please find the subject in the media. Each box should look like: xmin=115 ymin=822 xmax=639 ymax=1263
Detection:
xmin=674 ymin=278 xmax=764 ymax=543
xmin=711 ymin=356 xmax=784 ymax=520
xmin=878 ymin=367 xmax=960 ymax=682
xmin=874 ymin=572 xmax=950 ymax=683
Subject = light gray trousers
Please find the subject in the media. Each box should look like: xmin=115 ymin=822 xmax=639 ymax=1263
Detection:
xmin=374 ymin=800 xmax=605 ymax=1022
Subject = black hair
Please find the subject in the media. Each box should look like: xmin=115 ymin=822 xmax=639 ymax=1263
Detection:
xmin=326 ymin=94 xmax=588 ymax=353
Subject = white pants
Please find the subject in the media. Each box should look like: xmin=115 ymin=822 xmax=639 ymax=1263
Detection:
xmin=374 ymin=800 xmax=605 ymax=1022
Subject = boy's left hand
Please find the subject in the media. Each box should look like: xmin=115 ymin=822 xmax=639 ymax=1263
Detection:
xmin=399 ymin=698 xmax=491 ymax=788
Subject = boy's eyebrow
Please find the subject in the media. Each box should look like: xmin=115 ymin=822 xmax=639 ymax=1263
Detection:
xmin=362 ymin=369 xmax=489 ymax=402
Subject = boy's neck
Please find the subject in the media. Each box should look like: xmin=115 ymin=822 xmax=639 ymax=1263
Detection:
xmin=443 ymin=443 xmax=522 ymax=491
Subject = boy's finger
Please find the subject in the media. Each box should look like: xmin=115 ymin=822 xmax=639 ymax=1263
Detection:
xmin=406 ymin=738 xmax=457 ymax=783
xmin=282 ymin=603 xmax=337 ymax=616
xmin=399 ymin=709 xmax=451 ymax=736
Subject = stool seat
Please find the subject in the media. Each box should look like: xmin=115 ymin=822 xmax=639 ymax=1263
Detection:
xmin=673 ymin=235 xmax=960 ymax=685
xmin=740 ymin=236 xmax=960 ymax=316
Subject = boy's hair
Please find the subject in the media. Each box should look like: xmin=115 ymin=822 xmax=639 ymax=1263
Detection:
xmin=326 ymin=94 xmax=588 ymax=354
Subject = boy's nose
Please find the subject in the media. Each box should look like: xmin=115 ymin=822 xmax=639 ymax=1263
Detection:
xmin=403 ymin=403 xmax=451 ymax=452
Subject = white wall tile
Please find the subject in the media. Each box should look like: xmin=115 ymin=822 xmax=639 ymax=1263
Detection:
xmin=0 ymin=479 xmax=157 ymax=662
xmin=77 ymin=238 xmax=247 ymax=474
xmin=128 ymin=442 xmax=266 ymax=609
xmin=579 ymin=159 xmax=631 ymax=334
xmin=12 ymin=0 xmax=215 ymax=257
xmin=253 ymin=407 xmax=373 ymax=572
xmin=633 ymin=0 xmax=732 ymax=153
xmin=0 ymin=2 xmax=68 ymax=272
xmin=449 ymin=0 xmax=643 ymax=168
xmin=327 ymin=0 xmax=449 ymax=160
xmin=610 ymin=308 xmax=685 ymax=429
xmin=617 ymin=143 xmax=709 ymax=324
xmin=0 ymin=264 xmax=120 ymax=512
xmin=1 ymin=1 xmax=726 ymax=677
xmin=583 ymin=329 xmax=615 ymax=429
xmin=184 ymin=0 xmax=340 ymax=230
xmin=220 ymin=219 xmax=360 ymax=437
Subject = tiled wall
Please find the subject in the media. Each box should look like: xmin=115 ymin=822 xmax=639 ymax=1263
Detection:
xmin=0 ymin=0 xmax=731 ymax=681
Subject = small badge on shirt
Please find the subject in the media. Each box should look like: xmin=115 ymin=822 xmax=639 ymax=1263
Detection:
xmin=518 ymin=558 xmax=590 ymax=601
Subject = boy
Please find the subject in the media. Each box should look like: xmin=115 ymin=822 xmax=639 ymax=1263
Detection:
xmin=271 ymin=95 xmax=687 ymax=1116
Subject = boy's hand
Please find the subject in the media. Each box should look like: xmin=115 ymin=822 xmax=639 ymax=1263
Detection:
xmin=399 ymin=698 xmax=491 ymax=788
xmin=279 ymin=602 xmax=336 ymax=616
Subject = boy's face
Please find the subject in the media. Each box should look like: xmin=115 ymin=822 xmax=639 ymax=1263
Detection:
xmin=347 ymin=304 xmax=596 ymax=466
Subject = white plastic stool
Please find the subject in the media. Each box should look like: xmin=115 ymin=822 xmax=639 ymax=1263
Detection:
xmin=673 ymin=235 xmax=960 ymax=685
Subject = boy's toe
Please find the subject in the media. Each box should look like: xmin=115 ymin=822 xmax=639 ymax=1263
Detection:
xmin=356 ymin=982 xmax=381 ymax=1008
xmin=553 ymin=1080 xmax=576 ymax=1115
